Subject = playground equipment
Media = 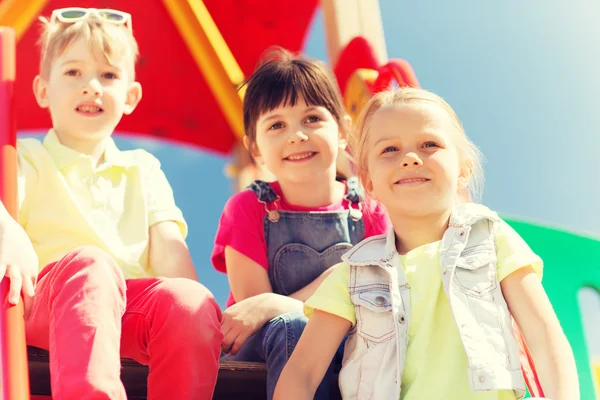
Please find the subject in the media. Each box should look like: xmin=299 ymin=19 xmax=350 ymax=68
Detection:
xmin=0 ymin=26 xmax=30 ymax=400
xmin=0 ymin=0 xmax=599 ymax=398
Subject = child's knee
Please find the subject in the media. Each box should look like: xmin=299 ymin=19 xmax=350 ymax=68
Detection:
xmin=45 ymin=246 xmax=126 ymax=316
xmin=277 ymin=311 xmax=309 ymax=338
xmin=263 ymin=311 xmax=308 ymax=354
xmin=154 ymin=278 xmax=223 ymax=342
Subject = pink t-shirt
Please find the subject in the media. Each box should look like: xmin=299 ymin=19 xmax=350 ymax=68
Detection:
xmin=211 ymin=181 xmax=390 ymax=306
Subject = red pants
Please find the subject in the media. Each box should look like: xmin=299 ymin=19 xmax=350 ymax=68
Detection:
xmin=26 ymin=246 xmax=223 ymax=400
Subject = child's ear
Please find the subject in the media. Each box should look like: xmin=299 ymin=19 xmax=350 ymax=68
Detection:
xmin=362 ymin=173 xmax=378 ymax=200
xmin=457 ymin=160 xmax=473 ymax=194
xmin=33 ymin=75 xmax=49 ymax=109
xmin=123 ymin=82 xmax=143 ymax=115
xmin=243 ymin=136 xmax=263 ymax=164
xmin=339 ymin=115 xmax=352 ymax=142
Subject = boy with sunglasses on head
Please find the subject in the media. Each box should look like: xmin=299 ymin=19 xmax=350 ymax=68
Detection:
xmin=11 ymin=8 xmax=223 ymax=399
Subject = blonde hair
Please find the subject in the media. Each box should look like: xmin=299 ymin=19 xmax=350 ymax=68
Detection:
xmin=38 ymin=13 xmax=139 ymax=80
xmin=352 ymin=88 xmax=484 ymax=201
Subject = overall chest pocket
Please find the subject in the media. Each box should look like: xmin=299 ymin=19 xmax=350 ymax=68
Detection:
xmin=353 ymin=290 xmax=395 ymax=344
xmin=454 ymin=249 xmax=498 ymax=296
xmin=271 ymin=242 xmax=352 ymax=295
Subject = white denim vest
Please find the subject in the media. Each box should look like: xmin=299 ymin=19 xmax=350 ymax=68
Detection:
xmin=339 ymin=203 xmax=525 ymax=400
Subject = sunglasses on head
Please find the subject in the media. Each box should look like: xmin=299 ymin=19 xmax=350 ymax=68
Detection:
xmin=50 ymin=8 xmax=133 ymax=36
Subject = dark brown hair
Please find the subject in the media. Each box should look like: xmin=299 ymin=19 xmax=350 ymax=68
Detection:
xmin=242 ymin=47 xmax=348 ymax=154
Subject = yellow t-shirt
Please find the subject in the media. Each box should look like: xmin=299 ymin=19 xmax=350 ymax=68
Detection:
xmin=17 ymin=130 xmax=187 ymax=278
xmin=305 ymin=219 xmax=543 ymax=400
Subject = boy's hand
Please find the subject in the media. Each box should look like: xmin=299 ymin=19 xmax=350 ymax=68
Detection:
xmin=0 ymin=213 xmax=38 ymax=318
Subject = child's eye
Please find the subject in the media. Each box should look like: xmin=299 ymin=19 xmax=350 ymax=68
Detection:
xmin=423 ymin=141 xmax=439 ymax=148
xmin=381 ymin=146 xmax=398 ymax=154
xmin=102 ymin=72 xmax=118 ymax=80
xmin=269 ymin=122 xmax=284 ymax=131
xmin=65 ymin=69 xmax=80 ymax=76
xmin=305 ymin=115 xmax=321 ymax=123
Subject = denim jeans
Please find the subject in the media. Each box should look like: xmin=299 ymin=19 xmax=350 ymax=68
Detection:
xmin=223 ymin=311 xmax=345 ymax=400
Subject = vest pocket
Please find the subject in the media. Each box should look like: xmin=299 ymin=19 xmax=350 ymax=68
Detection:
xmin=353 ymin=290 xmax=395 ymax=344
xmin=455 ymin=250 xmax=497 ymax=296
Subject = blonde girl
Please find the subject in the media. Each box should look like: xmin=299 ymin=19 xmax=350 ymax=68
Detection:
xmin=274 ymin=88 xmax=579 ymax=400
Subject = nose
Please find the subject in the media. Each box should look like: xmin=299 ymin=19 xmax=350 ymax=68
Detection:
xmin=82 ymin=79 xmax=103 ymax=97
xmin=287 ymin=129 xmax=308 ymax=144
xmin=401 ymin=152 xmax=423 ymax=168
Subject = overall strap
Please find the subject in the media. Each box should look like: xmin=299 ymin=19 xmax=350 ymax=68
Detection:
xmin=345 ymin=176 xmax=362 ymax=204
xmin=247 ymin=180 xmax=281 ymax=222
xmin=247 ymin=180 xmax=279 ymax=203
xmin=344 ymin=176 xmax=363 ymax=221
xmin=249 ymin=178 xmax=362 ymax=204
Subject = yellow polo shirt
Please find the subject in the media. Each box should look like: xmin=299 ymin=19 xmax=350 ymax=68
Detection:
xmin=305 ymin=220 xmax=542 ymax=400
xmin=17 ymin=130 xmax=187 ymax=278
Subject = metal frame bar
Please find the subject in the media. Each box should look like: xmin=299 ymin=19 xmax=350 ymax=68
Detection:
xmin=0 ymin=26 xmax=30 ymax=400
xmin=162 ymin=0 xmax=245 ymax=139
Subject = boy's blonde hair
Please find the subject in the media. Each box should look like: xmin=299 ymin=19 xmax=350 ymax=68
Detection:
xmin=38 ymin=13 xmax=139 ymax=80
xmin=351 ymin=88 xmax=484 ymax=201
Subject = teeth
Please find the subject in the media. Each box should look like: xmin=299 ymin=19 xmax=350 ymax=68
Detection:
xmin=398 ymin=178 xmax=427 ymax=184
xmin=287 ymin=152 xmax=314 ymax=161
xmin=77 ymin=105 xmax=101 ymax=113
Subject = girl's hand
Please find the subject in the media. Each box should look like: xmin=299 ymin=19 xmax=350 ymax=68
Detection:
xmin=221 ymin=294 xmax=269 ymax=355
xmin=221 ymin=293 xmax=302 ymax=355
xmin=0 ymin=211 xmax=38 ymax=319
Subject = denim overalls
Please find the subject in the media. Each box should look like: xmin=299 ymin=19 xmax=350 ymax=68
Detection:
xmin=225 ymin=179 xmax=364 ymax=400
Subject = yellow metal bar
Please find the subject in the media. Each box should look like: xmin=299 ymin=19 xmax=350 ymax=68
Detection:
xmin=594 ymin=361 xmax=600 ymax=398
xmin=163 ymin=0 xmax=245 ymax=139
xmin=344 ymin=68 xmax=378 ymax=122
xmin=0 ymin=0 xmax=49 ymax=40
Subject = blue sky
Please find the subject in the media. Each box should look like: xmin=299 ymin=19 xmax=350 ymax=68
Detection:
xmin=373 ymin=0 xmax=600 ymax=236
xmin=20 ymin=0 xmax=600 ymax=359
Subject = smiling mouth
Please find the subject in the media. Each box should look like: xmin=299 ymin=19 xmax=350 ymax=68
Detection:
xmin=284 ymin=151 xmax=317 ymax=161
xmin=76 ymin=105 xmax=104 ymax=114
xmin=395 ymin=177 xmax=430 ymax=185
